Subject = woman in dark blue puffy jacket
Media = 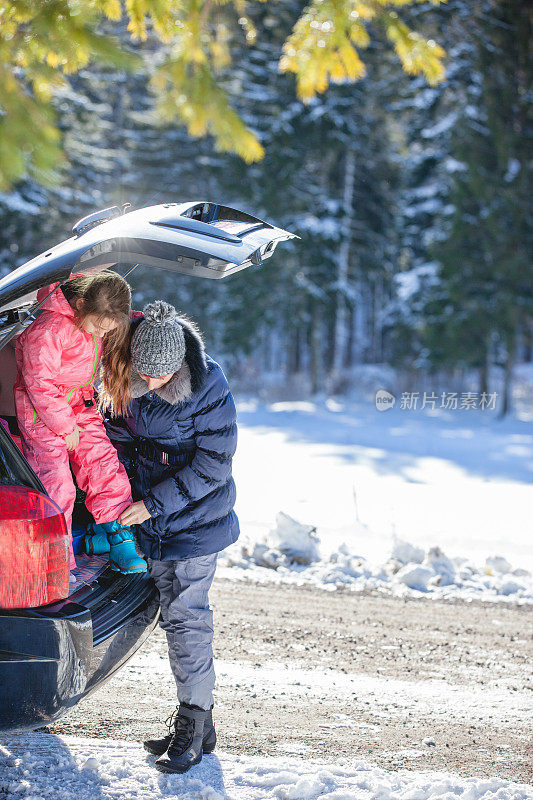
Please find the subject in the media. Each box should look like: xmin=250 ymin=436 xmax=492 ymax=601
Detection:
xmin=105 ymin=300 xmax=239 ymax=775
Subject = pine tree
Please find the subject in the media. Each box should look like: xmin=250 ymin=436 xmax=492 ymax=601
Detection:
xmin=1 ymin=0 xmax=447 ymax=189
xmin=435 ymin=0 xmax=532 ymax=413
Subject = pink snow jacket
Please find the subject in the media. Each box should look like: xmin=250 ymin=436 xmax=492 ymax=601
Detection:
xmin=14 ymin=278 xmax=103 ymax=438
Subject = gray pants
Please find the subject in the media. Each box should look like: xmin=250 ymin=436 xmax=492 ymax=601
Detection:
xmin=147 ymin=553 xmax=217 ymax=711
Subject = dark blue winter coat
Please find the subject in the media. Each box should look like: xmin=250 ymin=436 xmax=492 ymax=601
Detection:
xmin=106 ymin=316 xmax=239 ymax=561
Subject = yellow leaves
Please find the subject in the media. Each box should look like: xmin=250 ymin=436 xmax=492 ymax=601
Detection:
xmin=91 ymin=0 xmax=122 ymax=20
xmin=190 ymin=43 xmax=207 ymax=63
xmin=0 ymin=0 xmax=447 ymax=188
xmin=383 ymin=12 xmax=446 ymax=85
xmin=339 ymin=41 xmax=365 ymax=79
xmin=100 ymin=0 xmax=178 ymax=41
xmin=237 ymin=12 xmax=257 ymax=46
xmin=281 ymin=0 xmax=446 ymax=100
xmin=153 ymin=58 xmax=264 ymax=163
xmin=46 ymin=52 xmax=61 ymax=68
xmin=141 ymin=0 xmax=263 ymax=162
xmin=210 ymin=25 xmax=232 ymax=71
xmin=103 ymin=0 xmax=122 ymax=20
xmin=0 ymin=0 xmax=139 ymax=188
xmin=122 ymin=0 xmax=179 ymax=41
xmin=124 ymin=0 xmax=148 ymax=40
xmin=32 ymin=78 xmax=57 ymax=102
xmin=280 ymin=0 xmax=370 ymax=101
xmin=349 ymin=19 xmax=370 ymax=47
xmin=350 ymin=3 xmax=375 ymax=21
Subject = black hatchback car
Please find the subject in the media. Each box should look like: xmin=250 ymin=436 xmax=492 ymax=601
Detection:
xmin=0 ymin=201 xmax=294 ymax=732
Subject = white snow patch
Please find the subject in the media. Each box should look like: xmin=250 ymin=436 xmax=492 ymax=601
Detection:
xmin=425 ymin=547 xmax=456 ymax=587
xmin=391 ymin=539 xmax=425 ymax=565
xmin=120 ymin=650 xmax=532 ymax=730
xmin=1 ymin=734 xmax=531 ymax=800
xmin=421 ymin=111 xmax=457 ymax=138
xmin=229 ymin=399 xmax=533 ymax=603
xmin=485 ymin=555 xmax=513 ymax=575
xmin=81 ymin=756 xmax=99 ymax=770
xmin=444 ymin=156 xmax=467 ymax=173
xmin=244 ymin=512 xmax=320 ymax=569
xmin=298 ymin=214 xmax=340 ymax=238
xmin=504 ymin=158 xmax=521 ymax=182
xmin=394 ymin=264 xmax=440 ymax=302
xmin=0 ymin=192 xmax=41 ymax=214
xmin=213 ymin=660 xmax=531 ymax=728
xmin=395 ymin=564 xmax=434 ymax=591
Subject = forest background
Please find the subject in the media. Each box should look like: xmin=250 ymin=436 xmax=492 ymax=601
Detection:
xmin=0 ymin=0 xmax=530 ymax=415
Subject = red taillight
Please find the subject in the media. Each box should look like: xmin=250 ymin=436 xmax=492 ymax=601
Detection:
xmin=0 ymin=486 xmax=69 ymax=609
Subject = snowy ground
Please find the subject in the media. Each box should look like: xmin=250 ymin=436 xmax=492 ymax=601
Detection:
xmin=1 ymin=733 xmax=532 ymax=800
xmin=2 ymin=394 xmax=531 ymax=799
xmin=49 ymin=580 xmax=532 ymax=785
xmin=220 ymin=398 xmax=533 ymax=604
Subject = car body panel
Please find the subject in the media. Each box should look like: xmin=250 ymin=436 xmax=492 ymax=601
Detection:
xmin=0 ymin=572 xmax=159 ymax=732
xmin=0 ymin=423 xmax=160 ymax=733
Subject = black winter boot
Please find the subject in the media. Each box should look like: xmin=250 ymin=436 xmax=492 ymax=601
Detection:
xmin=154 ymin=703 xmax=208 ymax=774
xmin=203 ymin=708 xmax=217 ymax=754
xmin=144 ymin=705 xmax=216 ymax=757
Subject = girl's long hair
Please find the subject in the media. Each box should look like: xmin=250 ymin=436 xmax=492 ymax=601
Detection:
xmin=63 ymin=270 xmax=131 ymax=416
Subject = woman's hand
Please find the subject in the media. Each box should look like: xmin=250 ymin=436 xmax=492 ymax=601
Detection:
xmin=64 ymin=425 xmax=84 ymax=451
xmin=118 ymin=501 xmax=151 ymax=526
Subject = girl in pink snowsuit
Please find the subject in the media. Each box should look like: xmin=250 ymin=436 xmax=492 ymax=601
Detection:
xmin=14 ymin=270 xmax=146 ymax=574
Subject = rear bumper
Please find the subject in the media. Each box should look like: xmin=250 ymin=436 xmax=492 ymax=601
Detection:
xmin=0 ymin=567 xmax=159 ymax=733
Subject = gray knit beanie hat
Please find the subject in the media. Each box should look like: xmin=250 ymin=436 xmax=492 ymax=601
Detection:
xmin=131 ymin=301 xmax=186 ymax=376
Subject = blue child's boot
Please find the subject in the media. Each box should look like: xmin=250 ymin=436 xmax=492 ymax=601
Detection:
xmin=83 ymin=523 xmax=111 ymax=556
xmin=102 ymin=521 xmax=147 ymax=574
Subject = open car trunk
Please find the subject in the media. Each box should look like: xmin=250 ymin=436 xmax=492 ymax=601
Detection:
xmin=0 ymin=201 xmax=296 ymax=317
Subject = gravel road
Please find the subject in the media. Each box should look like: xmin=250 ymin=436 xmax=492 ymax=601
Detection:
xmin=52 ymin=579 xmax=533 ymax=783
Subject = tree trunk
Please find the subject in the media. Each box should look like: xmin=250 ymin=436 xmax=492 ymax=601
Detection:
xmin=499 ymin=335 xmax=515 ymax=418
xmin=347 ymin=305 xmax=355 ymax=368
xmin=374 ymin=276 xmax=384 ymax=362
xmin=310 ymin=304 xmax=323 ymax=395
xmin=288 ymin=326 xmax=302 ymax=374
xmin=351 ymin=280 xmax=367 ymax=364
xmin=369 ymin=281 xmax=378 ymax=362
xmin=478 ymin=345 xmax=489 ymax=396
xmin=519 ymin=319 xmax=532 ymax=363
xmin=332 ymin=150 xmax=356 ymax=375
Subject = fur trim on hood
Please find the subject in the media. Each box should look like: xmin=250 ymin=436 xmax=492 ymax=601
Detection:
xmin=129 ymin=314 xmax=208 ymax=405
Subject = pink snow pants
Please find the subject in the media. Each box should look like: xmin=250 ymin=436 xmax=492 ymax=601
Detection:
xmin=16 ymin=396 xmax=132 ymax=570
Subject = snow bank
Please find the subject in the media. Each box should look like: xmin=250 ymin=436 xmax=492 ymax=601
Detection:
xmin=233 ymin=399 xmax=533 ymax=583
xmin=1 ymin=734 xmax=531 ymax=800
xmin=219 ymin=524 xmax=533 ymax=605
xmin=226 ymin=399 xmax=533 ymax=603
